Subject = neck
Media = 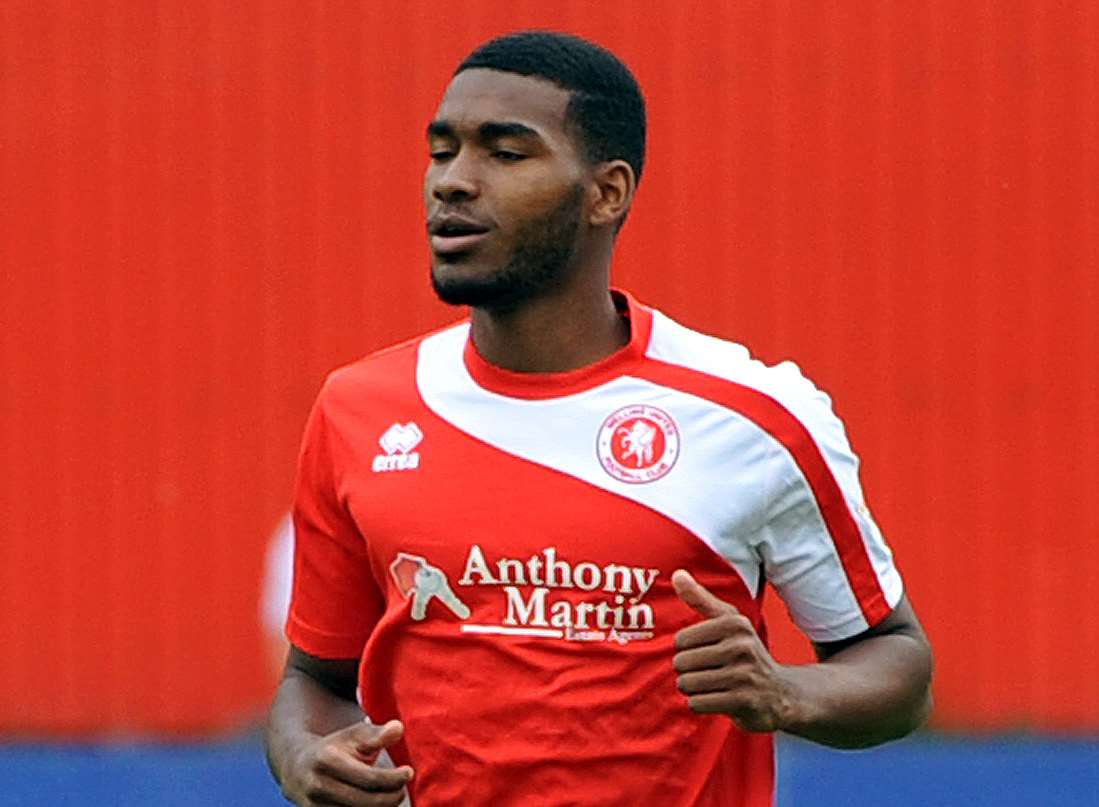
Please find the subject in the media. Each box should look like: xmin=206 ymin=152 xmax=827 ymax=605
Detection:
xmin=468 ymin=271 xmax=629 ymax=374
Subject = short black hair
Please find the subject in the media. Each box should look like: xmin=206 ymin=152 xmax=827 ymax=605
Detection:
xmin=456 ymin=31 xmax=646 ymax=185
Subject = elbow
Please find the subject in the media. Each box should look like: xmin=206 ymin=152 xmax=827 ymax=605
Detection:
xmin=911 ymin=632 xmax=935 ymax=730
xmin=888 ymin=684 xmax=933 ymax=743
xmin=888 ymin=637 xmax=935 ymax=742
xmin=907 ymin=670 xmax=934 ymax=734
xmin=865 ymin=637 xmax=936 ymax=747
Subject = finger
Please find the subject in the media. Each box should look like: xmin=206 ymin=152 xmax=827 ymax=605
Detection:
xmin=673 ymin=642 xmax=743 ymax=673
xmin=686 ymin=691 xmax=738 ymax=715
xmin=316 ymin=750 xmax=413 ymax=793
xmin=306 ymin=776 xmax=398 ymax=806
xmin=671 ymin=570 xmax=739 ymax=619
xmin=309 ymin=776 xmax=408 ymax=807
xmin=677 ymin=668 xmax=736 ymax=696
xmin=674 ymin=612 xmax=755 ymax=651
xmin=342 ymin=719 xmax=404 ymax=757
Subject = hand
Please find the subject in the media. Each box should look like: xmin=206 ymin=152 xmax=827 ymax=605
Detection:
xmin=280 ymin=718 xmax=413 ymax=807
xmin=672 ymin=570 xmax=796 ymax=733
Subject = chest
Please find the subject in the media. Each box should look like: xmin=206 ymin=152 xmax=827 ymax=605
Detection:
xmin=334 ymin=393 xmax=784 ymax=625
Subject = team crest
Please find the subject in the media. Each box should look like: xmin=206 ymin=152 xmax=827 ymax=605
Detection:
xmin=596 ymin=405 xmax=680 ymax=484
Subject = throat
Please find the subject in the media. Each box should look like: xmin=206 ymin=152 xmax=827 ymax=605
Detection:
xmin=469 ymin=292 xmax=631 ymax=374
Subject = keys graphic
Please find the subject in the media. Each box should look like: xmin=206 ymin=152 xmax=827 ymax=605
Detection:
xmin=411 ymin=561 xmax=470 ymax=620
xmin=389 ymin=552 xmax=470 ymax=621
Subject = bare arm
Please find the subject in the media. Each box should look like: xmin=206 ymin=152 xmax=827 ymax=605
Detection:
xmin=781 ymin=596 xmax=932 ymax=747
xmin=265 ymin=645 xmax=412 ymax=806
xmin=672 ymin=571 xmax=933 ymax=749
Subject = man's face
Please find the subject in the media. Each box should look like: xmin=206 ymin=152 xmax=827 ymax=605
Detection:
xmin=424 ymin=69 xmax=590 ymax=310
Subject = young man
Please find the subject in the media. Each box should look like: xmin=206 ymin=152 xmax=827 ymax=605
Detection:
xmin=265 ymin=31 xmax=932 ymax=807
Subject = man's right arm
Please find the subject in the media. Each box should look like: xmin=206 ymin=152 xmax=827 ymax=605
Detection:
xmin=265 ymin=645 xmax=413 ymax=807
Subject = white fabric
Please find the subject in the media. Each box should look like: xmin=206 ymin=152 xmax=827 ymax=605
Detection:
xmin=415 ymin=313 xmax=903 ymax=642
xmin=646 ymin=311 xmax=904 ymax=639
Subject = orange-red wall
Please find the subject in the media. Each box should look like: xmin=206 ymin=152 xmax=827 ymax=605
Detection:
xmin=2 ymin=1 xmax=1097 ymax=736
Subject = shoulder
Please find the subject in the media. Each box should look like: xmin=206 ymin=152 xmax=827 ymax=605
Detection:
xmin=319 ymin=319 xmax=467 ymax=408
xmin=642 ymin=308 xmax=838 ymax=437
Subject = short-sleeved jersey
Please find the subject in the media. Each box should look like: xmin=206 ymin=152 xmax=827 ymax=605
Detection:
xmin=287 ymin=290 xmax=903 ymax=807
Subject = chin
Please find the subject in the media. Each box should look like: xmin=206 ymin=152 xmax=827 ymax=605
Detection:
xmin=431 ymin=263 xmax=521 ymax=309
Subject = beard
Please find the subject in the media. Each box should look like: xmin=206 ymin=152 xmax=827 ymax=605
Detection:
xmin=431 ymin=184 xmax=584 ymax=312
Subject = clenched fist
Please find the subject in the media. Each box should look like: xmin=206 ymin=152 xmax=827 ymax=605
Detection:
xmin=672 ymin=570 xmax=797 ymax=733
xmin=279 ymin=718 xmax=413 ymax=807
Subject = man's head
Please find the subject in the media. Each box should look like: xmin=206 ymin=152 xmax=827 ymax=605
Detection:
xmin=425 ymin=31 xmax=646 ymax=311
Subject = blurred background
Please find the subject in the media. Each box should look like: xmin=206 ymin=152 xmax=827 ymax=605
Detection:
xmin=1 ymin=1 xmax=1097 ymax=804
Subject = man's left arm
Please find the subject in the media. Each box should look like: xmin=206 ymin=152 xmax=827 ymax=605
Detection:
xmin=673 ymin=570 xmax=933 ymax=749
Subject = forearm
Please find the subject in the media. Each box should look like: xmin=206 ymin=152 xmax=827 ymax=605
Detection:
xmin=777 ymin=631 xmax=933 ymax=749
xmin=265 ymin=667 xmax=366 ymax=785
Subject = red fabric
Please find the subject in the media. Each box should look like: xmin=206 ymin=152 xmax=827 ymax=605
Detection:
xmin=288 ymin=337 xmax=776 ymax=807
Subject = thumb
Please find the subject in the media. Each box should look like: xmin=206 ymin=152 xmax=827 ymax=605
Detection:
xmin=671 ymin=569 xmax=738 ymax=619
xmin=341 ymin=718 xmax=404 ymax=757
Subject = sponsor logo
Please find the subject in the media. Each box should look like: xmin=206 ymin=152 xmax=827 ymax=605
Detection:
xmin=373 ymin=422 xmax=423 ymax=472
xmin=456 ymin=545 xmax=660 ymax=645
xmin=596 ymin=405 xmax=680 ymax=484
xmin=389 ymin=552 xmax=470 ymax=621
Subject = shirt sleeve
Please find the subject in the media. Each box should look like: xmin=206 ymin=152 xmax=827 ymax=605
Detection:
xmin=752 ymin=368 xmax=904 ymax=643
xmin=286 ymin=384 xmax=384 ymax=659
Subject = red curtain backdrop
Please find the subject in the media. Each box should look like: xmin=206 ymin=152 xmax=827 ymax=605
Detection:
xmin=1 ymin=0 xmax=1096 ymax=735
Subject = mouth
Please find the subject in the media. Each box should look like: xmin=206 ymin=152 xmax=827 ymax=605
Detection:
xmin=428 ymin=215 xmax=492 ymax=256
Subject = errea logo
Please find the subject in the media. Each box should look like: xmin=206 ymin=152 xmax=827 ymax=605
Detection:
xmin=372 ymin=422 xmax=423 ymax=472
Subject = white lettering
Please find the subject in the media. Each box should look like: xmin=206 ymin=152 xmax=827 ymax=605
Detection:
xmin=543 ymin=547 xmax=573 ymax=588
xmin=372 ymin=452 xmax=420 ymax=472
xmin=459 ymin=544 xmax=497 ymax=586
xmin=628 ymin=602 xmax=654 ymax=629
xmin=526 ymin=554 xmax=544 ymax=586
xmin=603 ymin=564 xmax=632 ymax=595
xmin=574 ymin=562 xmax=600 ymax=591
xmin=575 ymin=601 xmax=595 ymax=628
xmin=496 ymin=558 xmax=526 ymax=585
xmin=550 ymin=600 xmax=572 ymax=627
xmin=504 ymin=586 xmax=547 ymax=626
xmin=632 ymin=568 xmax=660 ymax=602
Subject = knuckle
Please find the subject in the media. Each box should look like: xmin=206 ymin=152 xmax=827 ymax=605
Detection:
xmin=312 ymin=744 xmax=340 ymax=772
xmin=716 ymin=614 xmax=739 ymax=633
xmin=717 ymin=637 xmax=741 ymax=660
xmin=729 ymin=614 xmax=752 ymax=633
xmin=732 ymin=642 xmax=755 ymax=662
xmin=719 ymin=636 xmax=754 ymax=662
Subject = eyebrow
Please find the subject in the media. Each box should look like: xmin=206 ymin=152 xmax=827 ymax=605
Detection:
xmin=426 ymin=120 xmax=542 ymax=142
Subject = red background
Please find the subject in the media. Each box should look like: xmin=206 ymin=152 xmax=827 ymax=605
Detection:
xmin=1 ymin=1 xmax=1096 ymax=735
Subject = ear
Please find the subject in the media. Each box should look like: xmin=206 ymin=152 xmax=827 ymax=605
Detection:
xmin=586 ymin=159 xmax=636 ymax=229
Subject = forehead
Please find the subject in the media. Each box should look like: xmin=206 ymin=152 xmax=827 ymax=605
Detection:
xmin=432 ymin=68 xmax=574 ymax=139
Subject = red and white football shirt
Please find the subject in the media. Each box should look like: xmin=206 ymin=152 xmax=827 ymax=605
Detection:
xmin=288 ymin=290 xmax=903 ymax=807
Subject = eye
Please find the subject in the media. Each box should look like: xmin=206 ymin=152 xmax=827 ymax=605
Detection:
xmin=492 ymin=150 xmax=527 ymax=162
xmin=430 ymin=150 xmax=455 ymax=162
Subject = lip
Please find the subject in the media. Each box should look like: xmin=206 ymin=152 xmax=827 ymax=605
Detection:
xmin=431 ymin=231 xmax=491 ymax=254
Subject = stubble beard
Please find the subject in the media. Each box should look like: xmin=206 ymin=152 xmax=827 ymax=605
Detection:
xmin=431 ymin=184 xmax=584 ymax=313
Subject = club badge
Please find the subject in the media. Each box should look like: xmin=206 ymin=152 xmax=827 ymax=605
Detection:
xmin=596 ymin=404 xmax=680 ymax=484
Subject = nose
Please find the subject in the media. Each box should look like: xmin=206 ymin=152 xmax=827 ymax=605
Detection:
xmin=430 ymin=153 xmax=480 ymax=204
